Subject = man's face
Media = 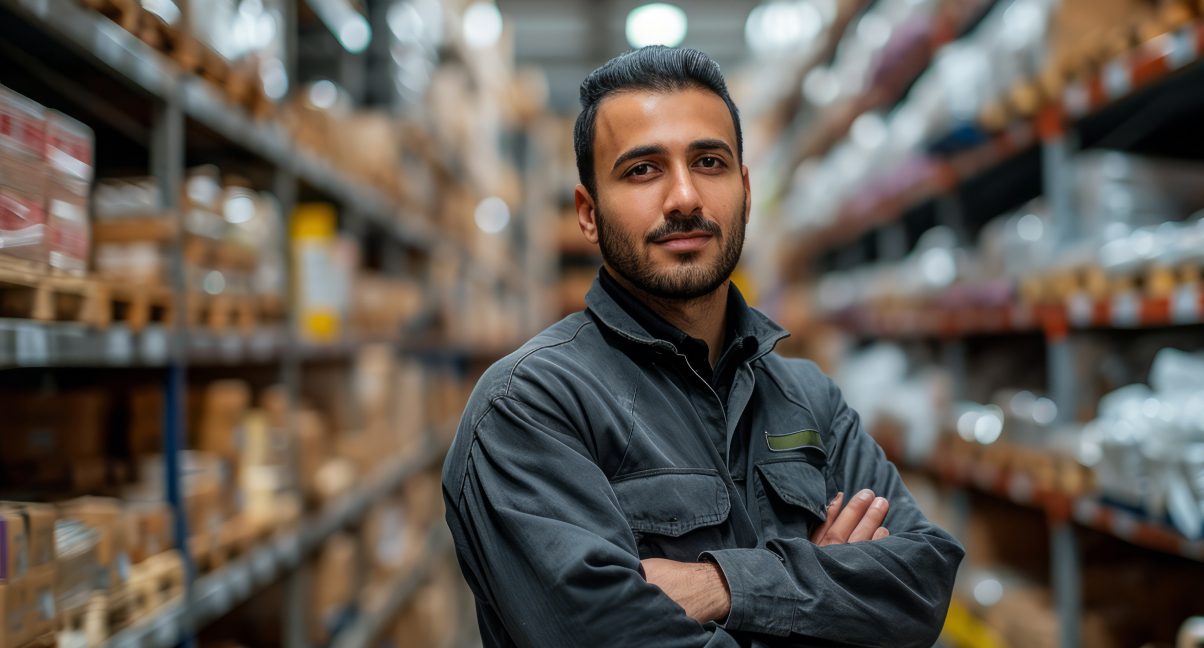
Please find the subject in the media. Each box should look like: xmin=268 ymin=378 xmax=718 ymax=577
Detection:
xmin=576 ymin=87 xmax=750 ymax=301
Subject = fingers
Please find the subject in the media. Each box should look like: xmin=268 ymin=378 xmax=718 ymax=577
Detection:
xmin=809 ymin=492 xmax=844 ymax=543
xmin=872 ymin=527 xmax=890 ymax=541
xmin=849 ymin=496 xmax=889 ymax=543
xmin=817 ymin=489 xmax=876 ymax=545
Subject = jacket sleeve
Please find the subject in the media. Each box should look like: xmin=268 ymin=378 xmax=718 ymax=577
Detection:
xmin=444 ymin=393 xmax=740 ymax=648
xmin=702 ymin=374 xmax=964 ymax=648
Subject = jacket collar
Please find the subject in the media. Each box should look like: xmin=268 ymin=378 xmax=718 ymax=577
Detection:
xmin=584 ymin=270 xmax=790 ymax=361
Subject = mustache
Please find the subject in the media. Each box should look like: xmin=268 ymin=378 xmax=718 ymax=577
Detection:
xmin=645 ymin=214 xmax=722 ymax=243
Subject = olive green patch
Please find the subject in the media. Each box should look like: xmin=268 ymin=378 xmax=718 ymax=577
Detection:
xmin=765 ymin=429 xmax=824 ymax=453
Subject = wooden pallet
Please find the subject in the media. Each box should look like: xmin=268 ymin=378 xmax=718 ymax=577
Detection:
xmin=0 ymin=256 xmax=111 ymax=327
xmin=105 ymin=282 xmax=173 ymax=331
xmin=189 ymin=514 xmax=274 ymax=574
xmin=126 ymin=550 xmax=186 ymax=615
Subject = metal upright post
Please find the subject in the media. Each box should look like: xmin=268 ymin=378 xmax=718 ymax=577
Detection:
xmin=152 ymin=86 xmax=194 ymax=644
xmin=1041 ymin=115 xmax=1082 ymax=648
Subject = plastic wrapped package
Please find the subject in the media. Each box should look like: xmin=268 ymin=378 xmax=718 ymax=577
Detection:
xmin=1081 ymin=348 xmax=1204 ymax=539
xmin=53 ymin=519 xmax=101 ymax=615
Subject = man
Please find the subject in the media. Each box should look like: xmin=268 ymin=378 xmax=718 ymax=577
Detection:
xmin=442 ymin=46 xmax=963 ymax=647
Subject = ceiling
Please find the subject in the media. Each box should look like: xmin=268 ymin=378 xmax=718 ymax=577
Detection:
xmin=497 ymin=0 xmax=757 ymax=112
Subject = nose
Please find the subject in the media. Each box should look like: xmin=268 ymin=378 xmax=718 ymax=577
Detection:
xmin=662 ymin=162 xmax=703 ymax=219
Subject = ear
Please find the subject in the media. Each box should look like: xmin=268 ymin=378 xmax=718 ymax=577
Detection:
xmin=575 ymin=184 xmax=599 ymax=245
xmin=741 ymin=165 xmax=752 ymax=225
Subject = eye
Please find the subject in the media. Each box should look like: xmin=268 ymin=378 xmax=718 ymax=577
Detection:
xmin=696 ymin=156 xmax=725 ymax=169
xmin=626 ymin=162 xmax=654 ymax=177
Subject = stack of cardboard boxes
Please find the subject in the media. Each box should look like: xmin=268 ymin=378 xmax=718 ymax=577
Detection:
xmin=0 ymin=85 xmax=93 ymax=275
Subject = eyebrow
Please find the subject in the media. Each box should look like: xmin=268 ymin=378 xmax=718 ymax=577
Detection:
xmin=610 ymin=139 xmax=736 ymax=173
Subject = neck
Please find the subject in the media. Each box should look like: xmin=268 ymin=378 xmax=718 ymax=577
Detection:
xmin=606 ymin=265 xmax=729 ymax=367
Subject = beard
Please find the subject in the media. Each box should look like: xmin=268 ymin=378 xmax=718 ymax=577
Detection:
xmin=595 ymin=196 xmax=746 ymax=301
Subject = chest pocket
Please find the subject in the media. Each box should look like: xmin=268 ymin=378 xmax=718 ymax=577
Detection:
xmin=754 ymin=459 xmax=831 ymax=540
xmin=610 ymin=469 xmax=732 ymax=561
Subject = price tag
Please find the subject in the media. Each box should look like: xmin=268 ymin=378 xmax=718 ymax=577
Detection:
xmin=140 ymin=327 xmax=169 ymax=364
xmin=1063 ymin=81 xmax=1090 ymax=118
xmin=279 ymin=534 xmax=302 ymax=566
xmin=1110 ymin=510 xmax=1139 ymax=540
xmin=1007 ymin=472 xmax=1035 ymax=504
xmin=1103 ymin=60 xmax=1132 ymax=99
xmin=106 ymin=328 xmax=134 ymax=364
xmin=1073 ymin=498 xmax=1100 ymax=525
xmin=1068 ymin=293 xmax=1093 ymax=328
xmin=15 ymin=323 xmax=49 ymax=366
xmin=1167 ymin=28 xmax=1198 ymax=70
xmin=1171 ymin=285 xmax=1201 ymax=324
xmin=252 ymin=548 xmax=275 ymax=583
xmin=228 ymin=563 xmax=252 ymax=599
xmin=1110 ymin=292 xmax=1140 ymax=328
xmin=219 ymin=334 xmax=242 ymax=362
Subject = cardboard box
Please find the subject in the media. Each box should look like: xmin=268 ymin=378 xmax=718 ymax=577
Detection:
xmin=58 ymin=497 xmax=126 ymax=591
xmin=197 ymin=380 xmax=250 ymax=464
xmin=122 ymin=502 xmax=173 ymax=564
xmin=22 ymin=563 xmax=55 ymax=640
xmin=0 ymin=503 xmax=55 ymax=578
xmin=0 ymin=577 xmax=29 ymax=648
xmin=0 ymin=508 xmax=29 ymax=581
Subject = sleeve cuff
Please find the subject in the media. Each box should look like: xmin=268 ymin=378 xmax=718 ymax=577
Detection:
xmin=700 ymin=548 xmax=795 ymax=637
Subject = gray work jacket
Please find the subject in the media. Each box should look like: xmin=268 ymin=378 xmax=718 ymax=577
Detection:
xmin=442 ymin=278 xmax=964 ymax=647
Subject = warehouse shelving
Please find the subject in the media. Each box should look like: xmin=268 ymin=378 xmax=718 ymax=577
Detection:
xmin=825 ymin=283 xmax=1204 ymax=339
xmin=804 ymin=19 xmax=1204 ymax=266
xmin=101 ymin=433 xmax=450 ymax=648
xmin=327 ymin=527 xmax=454 ymax=648
xmin=0 ymin=1 xmax=504 ymax=646
xmin=778 ymin=9 xmax=1204 ymax=648
xmin=894 ymin=442 xmax=1204 ymax=562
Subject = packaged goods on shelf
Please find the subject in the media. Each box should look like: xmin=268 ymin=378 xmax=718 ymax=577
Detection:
xmin=349 ymin=273 xmax=423 ymax=339
xmin=93 ymin=167 xmax=286 ymax=322
xmin=1082 ymin=347 xmax=1204 ymax=538
xmin=291 ymin=203 xmax=355 ymax=344
xmin=838 ymin=344 xmax=952 ymax=464
xmin=0 ymin=85 xmax=94 ymax=273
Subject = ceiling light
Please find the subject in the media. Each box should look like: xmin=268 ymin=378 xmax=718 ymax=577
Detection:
xmin=463 ymin=2 xmax=503 ymax=49
xmin=474 ymin=197 xmax=510 ymax=234
xmin=626 ymin=3 xmax=687 ymax=49
xmin=338 ymin=15 xmax=372 ymax=53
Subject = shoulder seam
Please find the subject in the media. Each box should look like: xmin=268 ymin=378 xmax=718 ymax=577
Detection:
xmin=501 ymin=318 xmax=594 ymax=398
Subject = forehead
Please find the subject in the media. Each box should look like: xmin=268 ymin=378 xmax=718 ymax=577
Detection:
xmin=593 ymin=87 xmax=736 ymax=161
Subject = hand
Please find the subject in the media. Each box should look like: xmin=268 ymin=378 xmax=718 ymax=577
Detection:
xmin=810 ymin=489 xmax=890 ymax=546
xmin=640 ymin=558 xmax=731 ymax=624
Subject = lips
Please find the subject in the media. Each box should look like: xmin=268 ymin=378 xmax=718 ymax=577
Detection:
xmin=653 ymin=231 xmax=713 ymax=252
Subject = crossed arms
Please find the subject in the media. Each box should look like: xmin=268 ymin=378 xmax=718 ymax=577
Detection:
xmin=444 ymin=388 xmax=963 ymax=647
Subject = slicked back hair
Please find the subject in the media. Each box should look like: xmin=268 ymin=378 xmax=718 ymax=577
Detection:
xmin=573 ymin=46 xmax=743 ymax=200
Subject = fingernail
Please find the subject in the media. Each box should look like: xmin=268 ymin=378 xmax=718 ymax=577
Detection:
xmin=873 ymin=497 xmax=888 ymax=510
xmin=856 ymin=489 xmax=874 ymax=502
xmin=828 ymin=492 xmax=843 ymax=507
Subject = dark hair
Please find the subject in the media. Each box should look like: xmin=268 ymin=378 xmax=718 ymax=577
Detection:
xmin=573 ymin=46 xmax=743 ymax=199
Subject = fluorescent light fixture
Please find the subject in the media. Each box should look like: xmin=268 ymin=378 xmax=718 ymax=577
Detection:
xmin=626 ymin=3 xmax=687 ymax=48
xmin=307 ymin=0 xmax=373 ymax=54
xmin=463 ymin=2 xmax=503 ymax=49
xmin=474 ymin=197 xmax=510 ymax=234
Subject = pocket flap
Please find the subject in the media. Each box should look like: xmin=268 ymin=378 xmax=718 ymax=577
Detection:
xmin=611 ymin=470 xmax=730 ymax=537
xmin=756 ymin=460 xmax=828 ymax=521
